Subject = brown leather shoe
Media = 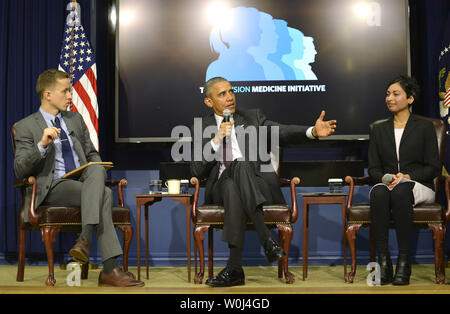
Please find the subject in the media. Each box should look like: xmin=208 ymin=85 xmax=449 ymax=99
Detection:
xmin=69 ymin=236 xmax=90 ymax=263
xmin=98 ymin=267 xmax=145 ymax=287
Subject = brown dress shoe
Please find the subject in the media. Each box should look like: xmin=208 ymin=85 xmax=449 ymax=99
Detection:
xmin=98 ymin=267 xmax=145 ymax=287
xmin=69 ymin=236 xmax=90 ymax=263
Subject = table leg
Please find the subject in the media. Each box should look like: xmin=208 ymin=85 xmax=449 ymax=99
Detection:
xmin=302 ymin=202 xmax=309 ymax=280
xmin=145 ymin=205 xmax=149 ymax=280
xmin=136 ymin=200 xmax=141 ymax=281
xmin=172 ymin=196 xmax=193 ymax=282
xmin=186 ymin=203 xmax=191 ymax=283
xmin=342 ymin=200 xmax=347 ymax=279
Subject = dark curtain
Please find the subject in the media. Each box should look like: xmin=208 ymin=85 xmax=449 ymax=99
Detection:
xmin=409 ymin=0 xmax=450 ymax=117
xmin=0 ymin=0 xmax=92 ymax=257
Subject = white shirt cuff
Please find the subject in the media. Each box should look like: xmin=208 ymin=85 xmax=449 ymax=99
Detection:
xmin=306 ymin=126 xmax=317 ymax=139
xmin=37 ymin=143 xmax=48 ymax=156
xmin=210 ymin=139 xmax=221 ymax=152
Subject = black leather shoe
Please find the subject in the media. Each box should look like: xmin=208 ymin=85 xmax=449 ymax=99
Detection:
xmin=378 ymin=253 xmax=393 ymax=285
xmin=263 ymin=238 xmax=286 ymax=263
xmin=205 ymin=266 xmax=245 ymax=287
xmin=393 ymin=254 xmax=411 ymax=285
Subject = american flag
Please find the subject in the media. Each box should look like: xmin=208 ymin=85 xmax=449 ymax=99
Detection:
xmin=58 ymin=3 xmax=99 ymax=151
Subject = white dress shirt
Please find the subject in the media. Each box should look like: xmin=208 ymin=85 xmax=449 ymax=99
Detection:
xmin=210 ymin=113 xmax=316 ymax=177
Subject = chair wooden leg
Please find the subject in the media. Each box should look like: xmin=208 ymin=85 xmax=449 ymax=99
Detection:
xmin=277 ymin=224 xmax=294 ymax=284
xmin=193 ymin=224 xmax=209 ymax=284
xmin=118 ymin=225 xmax=133 ymax=272
xmin=40 ymin=226 xmax=59 ymax=287
xmin=16 ymin=228 xmax=26 ymax=282
xmin=345 ymin=224 xmax=361 ymax=283
xmin=208 ymin=227 xmax=214 ymax=279
xmin=194 ymin=233 xmax=198 ymax=276
xmin=277 ymin=231 xmax=282 ymax=279
xmin=429 ymin=223 xmax=446 ymax=284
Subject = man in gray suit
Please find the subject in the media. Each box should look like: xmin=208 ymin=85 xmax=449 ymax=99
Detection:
xmin=13 ymin=69 xmax=144 ymax=287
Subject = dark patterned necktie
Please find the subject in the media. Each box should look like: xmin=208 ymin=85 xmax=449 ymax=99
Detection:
xmin=54 ymin=117 xmax=76 ymax=174
xmin=223 ymin=137 xmax=233 ymax=167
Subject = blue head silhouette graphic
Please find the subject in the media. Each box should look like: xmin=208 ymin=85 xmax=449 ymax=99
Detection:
xmin=206 ymin=7 xmax=265 ymax=81
xmin=282 ymin=27 xmax=306 ymax=80
xmin=205 ymin=7 xmax=318 ymax=82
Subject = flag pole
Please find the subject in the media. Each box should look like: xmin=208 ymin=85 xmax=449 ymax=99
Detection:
xmin=68 ymin=0 xmax=78 ymax=105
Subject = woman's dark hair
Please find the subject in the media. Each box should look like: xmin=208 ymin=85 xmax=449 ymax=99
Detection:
xmin=387 ymin=75 xmax=420 ymax=102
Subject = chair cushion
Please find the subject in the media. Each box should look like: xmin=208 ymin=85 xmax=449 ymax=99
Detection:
xmin=36 ymin=205 xmax=131 ymax=226
xmin=195 ymin=204 xmax=292 ymax=225
xmin=347 ymin=202 xmax=444 ymax=224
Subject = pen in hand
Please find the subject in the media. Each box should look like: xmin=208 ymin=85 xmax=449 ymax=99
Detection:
xmin=39 ymin=121 xmax=61 ymax=148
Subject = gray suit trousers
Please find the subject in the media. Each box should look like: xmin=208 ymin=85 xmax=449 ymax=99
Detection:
xmin=42 ymin=164 xmax=123 ymax=262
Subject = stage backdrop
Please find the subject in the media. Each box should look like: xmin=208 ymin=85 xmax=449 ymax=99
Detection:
xmin=1 ymin=0 xmax=450 ymax=267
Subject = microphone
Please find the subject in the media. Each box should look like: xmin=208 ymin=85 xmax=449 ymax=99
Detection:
xmin=382 ymin=174 xmax=394 ymax=184
xmin=223 ymin=109 xmax=231 ymax=122
xmin=222 ymin=109 xmax=232 ymax=143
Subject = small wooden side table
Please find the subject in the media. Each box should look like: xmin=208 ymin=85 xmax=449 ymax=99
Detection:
xmin=134 ymin=193 xmax=193 ymax=281
xmin=300 ymin=192 xmax=348 ymax=281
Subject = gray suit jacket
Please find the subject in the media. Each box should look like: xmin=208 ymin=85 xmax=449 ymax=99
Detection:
xmin=13 ymin=110 xmax=101 ymax=222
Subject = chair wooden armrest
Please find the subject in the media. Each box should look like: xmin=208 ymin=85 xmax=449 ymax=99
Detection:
xmin=349 ymin=176 xmax=371 ymax=186
xmin=14 ymin=178 xmax=32 ymax=188
xmin=18 ymin=176 xmax=39 ymax=225
xmin=288 ymin=177 xmax=300 ymax=223
xmin=345 ymin=175 xmax=370 ymax=216
xmin=190 ymin=177 xmax=201 ymax=223
xmin=106 ymin=179 xmax=128 ymax=207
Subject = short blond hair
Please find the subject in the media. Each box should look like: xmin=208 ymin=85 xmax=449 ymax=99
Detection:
xmin=36 ymin=69 xmax=69 ymax=100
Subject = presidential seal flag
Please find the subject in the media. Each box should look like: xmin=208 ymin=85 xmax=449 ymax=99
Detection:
xmin=439 ymin=12 xmax=450 ymax=110
xmin=439 ymin=11 xmax=450 ymax=174
xmin=58 ymin=1 xmax=99 ymax=151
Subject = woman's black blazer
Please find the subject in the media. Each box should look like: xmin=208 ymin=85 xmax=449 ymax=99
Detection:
xmin=368 ymin=114 xmax=440 ymax=191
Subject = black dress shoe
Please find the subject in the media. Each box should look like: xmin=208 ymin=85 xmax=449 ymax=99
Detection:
xmin=263 ymin=238 xmax=286 ymax=263
xmin=378 ymin=253 xmax=393 ymax=285
xmin=393 ymin=254 xmax=411 ymax=285
xmin=205 ymin=266 xmax=245 ymax=287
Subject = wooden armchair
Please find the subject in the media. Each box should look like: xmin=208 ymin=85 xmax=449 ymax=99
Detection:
xmin=11 ymin=124 xmax=133 ymax=286
xmin=344 ymin=115 xmax=448 ymax=284
xmin=190 ymin=174 xmax=300 ymax=284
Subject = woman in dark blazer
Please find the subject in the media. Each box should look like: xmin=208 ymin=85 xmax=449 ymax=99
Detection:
xmin=368 ymin=76 xmax=440 ymax=285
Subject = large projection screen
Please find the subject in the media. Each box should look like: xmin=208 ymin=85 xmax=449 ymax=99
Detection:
xmin=115 ymin=0 xmax=410 ymax=143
